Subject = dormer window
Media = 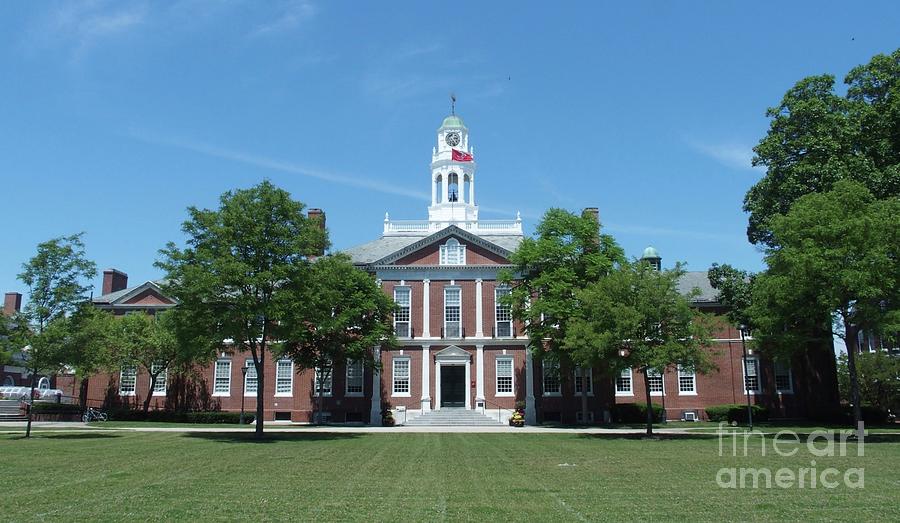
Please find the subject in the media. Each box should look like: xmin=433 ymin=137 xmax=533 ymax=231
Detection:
xmin=439 ymin=238 xmax=466 ymax=265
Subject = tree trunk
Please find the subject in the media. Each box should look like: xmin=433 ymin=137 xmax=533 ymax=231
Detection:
xmin=25 ymin=369 xmax=37 ymax=438
xmin=642 ymin=367 xmax=653 ymax=437
xmin=580 ymin=368 xmax=588 ymax=425
xmin=844 ymin=321 xmax=862 ymax=432
xmin=143 ymin=373 xmax=157 ymax=414
xmin=79 ymin=376 xmax=89 ymax=412
xmin=255 ymin=360 xmax=265 ymax=439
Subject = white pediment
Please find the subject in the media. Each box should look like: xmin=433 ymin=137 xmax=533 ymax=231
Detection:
xmin=434 ymin=345 xmax=470 ymax=361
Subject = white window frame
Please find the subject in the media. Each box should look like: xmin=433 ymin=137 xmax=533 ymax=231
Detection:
xmin=495 ymin=356 xmax=514 ymax=396
xmin=494 ymin=286 xmax=513 ymax=338
xmin=444 ymin=286 xmax=461 ymax=338
xmin=647 ymin=368 xmax=664 ymax=396
xmin=314 ymin=362 xmax=333 ymax=397
xmin=213 ymin=359 xmax=231 ymax=396
xmin=392 ymin=357 xmax=411 ymax=397
xmin=393 ymin=286 xmax=411 ymax=338
xmin=615 ymin=368 xmax=633 ymax=396
xmin=439 ymin=238 xmax=466 ymax=266
xmin=574 ymin=367 xmax=593 ymax=396
xmin=677 ymin=365 xmax=696 ymax=395
xmin=275 ymin=359 xmax=293 ymax=397
xmin=119 ymin=365 xmax=137 ymax=397
xmin=346 ymin=359 xmax=364 ymax=396
xmin=774 ymin=361 xmax=793 ymax=394
xmin=150 ymin=362 xmax=167 ymax=396
xmin=743 ymin=356 xmax=761 ymax=395
xmin=244 ymin=359 xmax=258 ymax=396
xmin=542 ymin=360 xmax=561 ymax=396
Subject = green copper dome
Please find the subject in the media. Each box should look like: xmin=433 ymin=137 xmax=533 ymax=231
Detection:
xmin=441 ymin=115 xmax=466 ymax=128
xmin=642 ymin=246 xmax=660 ymax=259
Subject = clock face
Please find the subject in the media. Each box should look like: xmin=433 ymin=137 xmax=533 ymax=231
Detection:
xmin=445 ymin=132 xmax=461 ymax=147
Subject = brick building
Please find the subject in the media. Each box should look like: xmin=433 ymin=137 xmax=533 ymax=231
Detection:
xmin=50 ymin=112 xmax=837 ymax=423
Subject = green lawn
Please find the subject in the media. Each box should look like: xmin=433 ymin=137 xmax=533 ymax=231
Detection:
xmin=1 ymin=431 xmax=898 ymax=521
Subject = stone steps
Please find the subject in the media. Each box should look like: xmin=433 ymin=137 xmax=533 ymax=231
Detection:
xmin=404 ymin=408 xmax=503 ymax=426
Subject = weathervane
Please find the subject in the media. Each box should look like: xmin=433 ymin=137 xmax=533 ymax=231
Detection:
xmin=450 ymin=93 xmax=456 ymax=115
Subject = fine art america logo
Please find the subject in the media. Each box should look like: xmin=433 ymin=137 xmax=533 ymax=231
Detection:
xmin=715 ymin=423 xmax=865 ymax=489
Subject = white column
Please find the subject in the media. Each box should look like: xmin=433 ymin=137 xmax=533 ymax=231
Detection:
xmin=421 ymin=345 xmax=431 ymax=412
xmin=369 ymin=346 xmax=382 ymax=425
xmin=431 ymin=175 xmax=437 ymax=205
xmin=525 ymin=348 xmax=536 ymax=425
xmin=476 ymin=344 xmax=485 ymax=410
xmin=469 ymin=174 xmax=475 ymax=206
xmin=475 ymin=279 xmax=484 ymax=338
xmin=422 ymin=279 xmax=430 ymax=338
xmin=442 ymin=170 xmax=449 ymax=203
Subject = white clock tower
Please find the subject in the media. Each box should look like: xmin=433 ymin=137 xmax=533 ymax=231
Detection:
xmin=427 ymin=113 xmax=478 ymax=223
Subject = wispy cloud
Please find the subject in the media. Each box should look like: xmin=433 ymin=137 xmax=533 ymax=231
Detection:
xmin=684 ymin=138 xmax=762 ymax=172
xmin=604 ymin=222 xmax=742 ymax=244
xmin=130 ymin=131 xmax=430 ymax=201
xmin=27 ymin=1 xmax=147 ymax=61
xmin=248 ymin=0 xmax=316 ymax=38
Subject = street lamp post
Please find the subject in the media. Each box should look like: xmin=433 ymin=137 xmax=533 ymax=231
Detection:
xmin=240 ymin=366 xmax=248 ymax=425
xmin=739 ymin=325 xmax=753 ymax=432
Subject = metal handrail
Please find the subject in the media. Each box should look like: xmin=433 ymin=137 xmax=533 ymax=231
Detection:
xmin=479 ymin=396 xmax=516 ymax=423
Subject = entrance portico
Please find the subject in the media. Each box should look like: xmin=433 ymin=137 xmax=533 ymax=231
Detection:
xmin=434 ymin=346 xmax=471 ymax=410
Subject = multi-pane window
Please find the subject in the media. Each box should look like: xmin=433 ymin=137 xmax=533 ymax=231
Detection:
xmin=444 ymin=287 xmax=461 ymax=338
xmin=244 ymin=359 xmax=258 ymax=395
xmin=346 ymin=360 xmax=364 ymax=395
xmin=743 ymin=357 xmax=760 ymax=393
xmin=677 ymin=365 xmax=696 ymax=394
xmin=615 ymin=369 xmax=633 ymax=395
xmin=214 ymin=360 xmax=231 ymax=395
xmin=119 ymin=366 xmax=137 ymax=396
xmin=495 ymin=286 xmax=512 ymax=337
xmin=392 ymin=358 xmax=410 ymax=395
xmin=496 ymin=357 xmax=513 ymax=395
xmin=543 ymin=360 xmax=560 ymax=395
xmin=774 ymin=361 xmax=793 ymax=393
xmin=275 ymin=359 xmax=293 ymax=396
xmin=647 ymin=368 xmax=664 ymax=394
xmin=439 ymin=238 xmax=466 ymax=265
xmin=314 ymin=362 xmax=332 ymax=396
xmin=151 ymin=363 xmax=167 ymax=395
xmin=574 ymin=367 xmax=593 ymax=394
xmin=394 ymin=287 xmax=411 ymax=338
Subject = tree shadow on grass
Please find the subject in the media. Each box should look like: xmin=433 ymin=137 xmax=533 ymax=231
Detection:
xmin=578 ymin=432 xmax=720 ymax=441
xmin=181 ymin=431 xmax=363 ymax=444
xmin=578 ymin=432 xmax=900 ymax=444
xmin=7 ymin=432 xmax=124 ymax=440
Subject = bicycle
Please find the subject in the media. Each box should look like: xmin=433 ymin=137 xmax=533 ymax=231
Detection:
xmin=82 ymin=407 xmax=108 ymax=423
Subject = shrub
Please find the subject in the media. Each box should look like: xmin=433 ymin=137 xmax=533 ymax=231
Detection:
xmin=611 ymin=402 xmax=664 ymax=423
xmin=107 ymin=409 xmax=254 ymax=424
xmin=705 ymin=404 xmax=769 ymax=423
xmin=30 ymin=402 xmax=82 ymax=414
xmin=840 ymin=404 xmax=889 ymax=425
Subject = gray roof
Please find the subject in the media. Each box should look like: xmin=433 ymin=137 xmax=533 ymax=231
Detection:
xmin=92 ymin=280 xmax=169 ymax=305
xmin=341 ymin=229 xmax=524 ymax=266
xmin=678 ymin=271 xmax=719 ymax=304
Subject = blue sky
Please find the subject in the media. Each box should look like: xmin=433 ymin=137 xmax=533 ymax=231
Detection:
xmin=1 ymin=1 xmax=898 ymax=298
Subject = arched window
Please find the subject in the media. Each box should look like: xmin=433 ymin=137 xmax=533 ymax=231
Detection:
xmin=38 ymin=377 xmax=50 ymax=391
xmin=463 ymin=174 xmax=471 ymax=204
xmin=448 ymin=172 xmax=459 ymax=202
xmin=435 ymin=174 xmax=443 ymax=203
xmin=440 ymin=238 xmax=466 ymax=265
xmin=2 ymin=376 xmax=14 ymax=386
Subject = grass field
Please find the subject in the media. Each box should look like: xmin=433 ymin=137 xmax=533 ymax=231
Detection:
xmin=2 ymin=431 xmax=898 ymax=521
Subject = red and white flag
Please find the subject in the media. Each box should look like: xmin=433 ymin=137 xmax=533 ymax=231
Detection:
xmin=452 ymin=149 xmax=474 ymax=162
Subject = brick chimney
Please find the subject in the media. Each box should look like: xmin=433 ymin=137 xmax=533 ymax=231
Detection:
xmin=581 ymin=207 xmax=599 ymax=224
xmin=102 ymin=269 xmax=129 ymax=296
xmin=3 ymin=292 xmax=22 ymax=317
xmin=307 ymin=208 xmax=326 ymax=256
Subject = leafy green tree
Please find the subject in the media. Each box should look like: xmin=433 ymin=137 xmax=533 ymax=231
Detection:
xmin=837 ymin=351 xmax=900 ymax=414
xmin=745 ymin=49 xmax=900 ymax=246
xmin=62 ymin=304 xmax=118 ymax=410
xmin=278 ymin=254 xmax=395 ymax=424
xmin=500 ymin=208 xmax=624 ymax=424
xmin=750 ymin=180 xmax=900 ymax=427
xmin=566 ymin=260 xmax=714 ymax=436
xmin=16 ymin=233 xmax=97 ymax=437
xmin=708 ymin=264 xmax=754 ymax=328
xmin=114 ymin=310 xmax=183 ymax=413
xmin=157 ymin=181 xmax=328 ymax=437
xmin=0 ymin=314 xmax=14 ymax=366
